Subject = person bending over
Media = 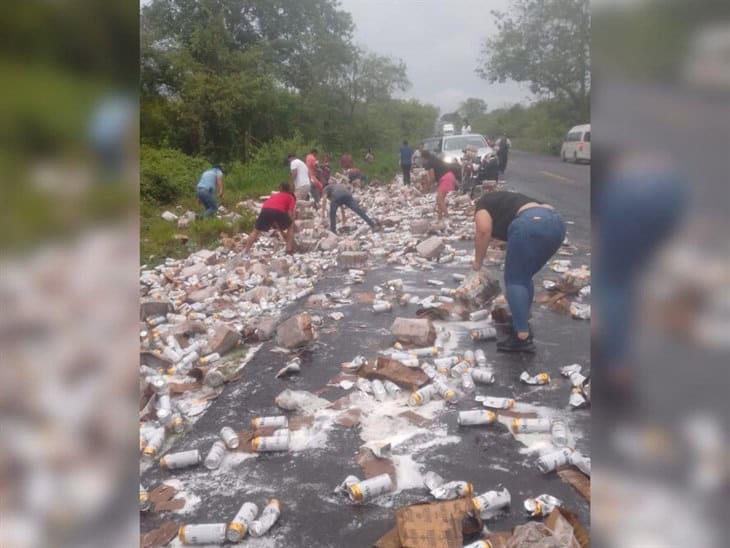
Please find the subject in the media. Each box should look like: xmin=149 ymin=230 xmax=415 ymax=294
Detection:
xmin=472 ymin=191 xmax=566 ymax=353
xmin=321 ymin=182 xmax=378 ymax=234
xmin=243 ymin=182 xmax=297 ymax=254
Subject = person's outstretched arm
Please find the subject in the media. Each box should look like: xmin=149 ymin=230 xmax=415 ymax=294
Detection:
xmin=473 ymin=209 xmax=493 ymax=271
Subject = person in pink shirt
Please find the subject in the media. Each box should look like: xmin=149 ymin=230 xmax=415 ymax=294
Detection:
xmin=305 ymin=149 xmax=322 ymax=205
xmin=243 ymin=182 xmax=297 ymax=254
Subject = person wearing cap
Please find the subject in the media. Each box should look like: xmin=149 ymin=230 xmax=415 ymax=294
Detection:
xmin=243 ymin=182 xmax=297 ymax=254
xmin=321 ymin=182 xmax=378 ymax=234
xmin=472 ymin=191 xmax=566 ymax=353
xmin=196 ymin=166 xmax=224 ymax=217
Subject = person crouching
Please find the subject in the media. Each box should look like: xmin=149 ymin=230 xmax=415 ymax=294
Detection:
xmin=243 ymin=182 xmax=297 ymax=254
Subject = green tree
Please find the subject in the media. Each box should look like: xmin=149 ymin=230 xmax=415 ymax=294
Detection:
xmin=477 ymin=0 xmax=590 ymax=113
xmin=458 ymin=98 xmax=487 ymax=122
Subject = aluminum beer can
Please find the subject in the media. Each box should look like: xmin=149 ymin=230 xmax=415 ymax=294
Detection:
xmin=349 ymin=473 xmax=394 ymax=502
xmin=458 ymin=410 xmax=497 ymax=426
xmin=357 ymin=377 xmax=373 ymax=394
xmin=471 ymin=368 xmax=495 ymax=385
xmin=472 ymin=487 xmax=511 ymax=517
xmin=432 ymin=378 xmax=457 ymax=402
xmin=157 ymin=393 xmax=171 ymax=411
xmin=249 ymin=499 xmax=281 ymax=537
xmin=420 ymin=363 xmax=438 ymax=379
xmin=383 ymin=380 xmax=401 ymax=397
xmin=220 ymin=426 xmax=240 ymax=449
xmin=408 ymin=384 xmax=438 ymax=407
xmin=536 ymin=448 xmax=573 ymax=474
xmin=474 ymin=349 xmax=487 ymax=367
xmin=434 ymin=356 xmax=460 ymax=368
xmin=399 ymin=293 xmax=411 ymax=306
xmin=371 ymin=379 xmax=388 ymax=402
xmin=452 ymin=273 xmax=466 ymax=282
xmin=469 ymin=310 xmax=490 ymax=321
xmin=410 ymin=346 xmax=439 ymax=357
xmin=252 ymin=435 xmax=289 ymax=452
xmin=569 ymin=387 xmax=588 ymax=408
xmin=568 ymin=451 xmax=591 ymax=476
xmin=427 ymin=279 xmax=444 ymax=287
xmin=511 ymin=418 xmax=552 ymax=434
xmin=481 ymin=396 xmax=515 ymax=410
xmin=431 ymin=481 xmax=474 ymax=500
xmin=520 ymin=371 xmax=551 ymax=385
xmin=550 ymin=419 xmax=569 ymax=447
xmin=440 ymin=287 xmax=455 ymax=296
xmin=251 ymin=416 xmax=288 ymax=429
xmin=461 ymin=372 xmax=476 ymax=393
xmin=463 ymin=350 xmax=476 ymax=366
xmin=178 ymin=523 xmax=227 ymax=545
xmin=470 ymin=326 xmax=497 ymax=341
xmin=226 ymin=501 xmax=258 ymax=542
xmin=524 ymin=494 xmax=563 ymax=517
xmin=450 ymin=361 xmax=470 ymax=378
xmin=143 ymin=428 xmax=165 ymax=457
xmin=373 ymin=301 xmax=392 ymax=313
xmin=160 ymin=449 xmax=201 ymax=470
xmin=199 ymin=352 xmax=220 ymax=365
xmin=204 ymin=440 xmax=227 ymax=470
xmin=438 ymin=295 xmax=454 ymax=304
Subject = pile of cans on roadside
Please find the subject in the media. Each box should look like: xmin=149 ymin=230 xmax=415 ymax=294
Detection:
xmin=178 ymin=498 xmax=282 ymax=545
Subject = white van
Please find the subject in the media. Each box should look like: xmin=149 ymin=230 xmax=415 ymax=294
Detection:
xmin=561 ymin=124 xmax=591 ymax=163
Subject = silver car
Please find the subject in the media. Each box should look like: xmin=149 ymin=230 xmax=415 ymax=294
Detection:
xmin=426 ymin=134 xmax=494 ymax=166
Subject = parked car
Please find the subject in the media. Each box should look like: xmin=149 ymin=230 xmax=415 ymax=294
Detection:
xmin=561 ymin=124 xmax=591 ymax=163
xmin=441 ymin=123 xmax=455 ymax=136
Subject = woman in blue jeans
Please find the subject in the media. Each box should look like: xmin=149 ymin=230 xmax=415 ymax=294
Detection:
xmin=472 ymin=191 xmax=566 ymax=353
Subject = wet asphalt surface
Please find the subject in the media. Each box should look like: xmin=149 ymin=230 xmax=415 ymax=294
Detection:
xmin=141 ymin=151 xmax=591 ymax=546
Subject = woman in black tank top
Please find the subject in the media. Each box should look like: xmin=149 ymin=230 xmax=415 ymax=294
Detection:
xmin=473 ymin=191 xmax=566 ymax=353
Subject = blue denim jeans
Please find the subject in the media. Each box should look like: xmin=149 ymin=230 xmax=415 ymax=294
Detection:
xmin=330 ymin=195 xmax=375 ymax=233
xmin=504 ymin=207 xmax=566 ymax=333
xmin=197 ymin=187 xmax=218 ymax=217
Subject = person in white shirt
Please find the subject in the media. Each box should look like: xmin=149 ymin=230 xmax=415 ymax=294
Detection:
xmin=288 ymin=154 xmax=311 ymax=201
xmin=461 ymin=120 xmax=472 ymax=134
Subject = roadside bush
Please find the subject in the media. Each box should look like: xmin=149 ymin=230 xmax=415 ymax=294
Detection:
xmin=140 ymin=146 xmax=208 ymax=204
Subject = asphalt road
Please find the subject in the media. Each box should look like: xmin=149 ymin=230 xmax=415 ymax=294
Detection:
xmin=141 ymin=151 xmax=591 ymax=547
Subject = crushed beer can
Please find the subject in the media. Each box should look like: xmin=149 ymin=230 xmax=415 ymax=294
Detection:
xmin=226 ymin=501 xmax=258 ymax=542
xmin=519 ymin=371 xmax=550 ymax=385
xmin=220 ymin=426 xmax=240 ymax=449
xmin=560 ymin=363 xmax=582 ymax=377
xmin=204 ymin=440 xmax=227 ymax=470
xmin=470 ymin=368 xmax=495 ymax=385
xmin=432 ymin=480 xmax=474 ymax=500
xmin=471 ymin=487 xmax=511 ymax=518
xmin=249 ymin=499 xmax=281 ymax=537
xmin=511 ymin=418 xmax=552 ymax=434
xmin=423 ymin=471 xmax=445 ymax=491
xmin=524 ymin=494 xmax=563 ymax=518
xmin=348 ymin=473 xmax=394 ymax=502
xmin=458 ymin=409 xmax=497 ymax=426
xmin=178 ymin=523 xmax=227 ymax=545
xmin=160 ymin=449 xmax=201 ymax=471
xmin=568 ymin=451 xmax=591 ymax=476
xmin=569 ymin=387 xmax=588 ymax=408
xmin=251 ymin=416 xmax=288 ymax=429
xmin=536 ymin=447 xmax=574 ymax=473
xmin=478 ymin=396 xmax=515 ymax=410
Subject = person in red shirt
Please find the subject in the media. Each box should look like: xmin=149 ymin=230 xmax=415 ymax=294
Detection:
xmin=305 ymin=149 xmax=323 ymax=205
xmin=243 ymin=182 xmax=297 ymax=254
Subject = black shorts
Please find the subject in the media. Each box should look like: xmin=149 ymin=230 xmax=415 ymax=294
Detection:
xmin=255 ymin=208 xmax=292 ymax=231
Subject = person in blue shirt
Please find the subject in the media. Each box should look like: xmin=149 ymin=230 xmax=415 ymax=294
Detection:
xmin=196 ymin=167 xmax=224 ymax=217
xmin=399 ymin=140 xmax=413 ymax=185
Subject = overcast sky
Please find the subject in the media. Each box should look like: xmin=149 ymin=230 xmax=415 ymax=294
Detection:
xmin=338 ymin=0 xmax=531 ymax=114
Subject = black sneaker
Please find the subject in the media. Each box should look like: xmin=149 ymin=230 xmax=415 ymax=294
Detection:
xmin=497 ymin=332 xmax=536 ymax=353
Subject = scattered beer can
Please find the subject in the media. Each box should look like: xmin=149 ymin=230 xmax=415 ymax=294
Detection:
xmin=471 ymin=487 xmax=511 ymax=518
xmin=470 ymin=327 xmax=497 ymax=341
xmin=220 ymin=426 xmax=240 ymax=449
xmin=463 ymin=350 xmax=475 ymax=366
xmin=432 ymin=378 xmax=457 ymax=402
xmin=550 ymin=419 xmax=570 ymax=447
xmin=438 ymin=295 xmax=455 ymax=304
xmin=140 ymin=484 xmax=150 ymax=511
xmin=249 ymin=499 xmax=282 ymax=537
xmin=474 ymin=349 xmax=488 ymax=367
xmin=371 ymin=379 xmax=388 ymax=402
xmin=399 ymin=293 xmax=411 ymax=306
xmin=450 ymin=361 xmax=471 ymax=378
xmin=461 ymin=372 xmax=476 ymax=393
xmin=468 ymin=310 xmax=489 ymax=321
xmin=383 ymin=380 xmax=401 ymax=397
xmin=251 ymin=416 xmax=288 ymax=429
xmin=143 ymin=427 xmax=165 ymax=458
xmin=452 ymin=273 xmax=466 ymax=282
xmin=373 ymin=301 xmax=392 ymax=313
xmin=199 ymin=352 xmax=220 ymax=365
xmin=536 ymin=448 xmax=574 ymax=474
xmin=524 ymin=494 xmax=563 ymax=517
xmin=349 ymin=473 xmax=394 ymax=502
xmin=568 ymin=370 xmax=587 ymax=387
xmin=252 ymin=435 xmax=290 ymax=452
xmin=386 ymin=278 xmax=403 ymax=290
xmin=357 ymin=377 xmax=373 ymax=394
xmin=434 ymin=356 xmax=460 ymax=368
xmin=178 ymin=523 xmax=227 ymax=545
xmin=226 ymin=501 xmax=259 ymax=542
xmin=432 ymin=481 xmax=474 ymax=500
xmin=568 ymin=451 xmax=591 ymax=476
xmin=410 ymin=346 xmax=439 ymax=357
xmin=560 ymin=363 xmax=582 ymax=377
xmin=427 ymin=279 xmax=444 ymax=287
xmin=511 ymin=418 xmax=552 ymax=434
xmin=408 ymin=384 xmax=438 ymax=407
xmin=519 ymin=371 xmax=550 ymax=385
xmin=471 ymin=368 xmax=495 ymax=385
xmin=421 ymin=363 xmax=439 ymax=379
xmin=440 ymin=287 xmax=455 ymax=296
xmin=160 ymin=449 xmax=201 ymax=471
xmin=458 ymin=409 xmax=497 ymax=426
xmin=204 ymin=440 xmax=227 ymax=470
xmin=480 ymin=396 xmax=515 ymax=410
xmin=569 ymin=387 xmax=588 ymax=408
